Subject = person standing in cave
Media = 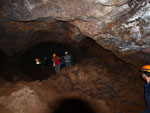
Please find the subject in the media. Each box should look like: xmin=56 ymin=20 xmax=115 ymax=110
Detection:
xmin=35 ymin=58 xmax=41 ymax=65
xmin=141 ymin=65 xmax=150 ymax=113
xmin=52 ymin=53 xmax=61 ymax=74
xmin=64 ymin=51 xmax=71 ymax=68
xmin=71 ymin=54 xmax=75 ymax=66
xmin=60 ymin=56 xmax=66 ymax=69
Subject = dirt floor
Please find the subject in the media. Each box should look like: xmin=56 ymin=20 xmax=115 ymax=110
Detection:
xmin=0 ymin=57 xmax=146 ymax=113
xmin=0 ymin=38 xmax=147 ymax=113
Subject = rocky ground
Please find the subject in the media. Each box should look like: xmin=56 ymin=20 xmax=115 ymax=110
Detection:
xmin=0 ymin=57 xmax=146 ymax=113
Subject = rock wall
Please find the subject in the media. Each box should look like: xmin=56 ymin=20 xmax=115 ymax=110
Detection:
xmin=0 ymin=21 xmax=84 ymax=56
xmin=0 ymin=58 xmax=145 ymax=113
xmin=0 ymin=0 xmax=150 ymax=66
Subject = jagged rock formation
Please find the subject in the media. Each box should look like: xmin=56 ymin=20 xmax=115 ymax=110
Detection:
xmin=0 ymin=0 xmax=150 ymax=67
xmin=0 ymin=0 xmax=150 ymax=113
xmin=0 ymin=1 xmax=149 ymax=113
xmin=0 ymin=58 xmax=145 ymax=113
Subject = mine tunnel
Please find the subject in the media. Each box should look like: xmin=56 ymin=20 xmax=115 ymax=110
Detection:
xmin=0 ymin=21 xmax=123 ymax=82
xmin=18 ymin=40 xmax=85 ymax=81
xmin=0 ymin=20 xmax=147 ymax=113
xmin=0 ymin=21 xmax=146 ymax=113
xmin=0 ymin=31 xmax=121 ymax=82
xmin=0 ymin=0 xmax=150 ymax=113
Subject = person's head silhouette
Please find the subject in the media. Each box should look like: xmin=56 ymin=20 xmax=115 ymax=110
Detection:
xmin=53 ymin=98 xmax=96 ymax=113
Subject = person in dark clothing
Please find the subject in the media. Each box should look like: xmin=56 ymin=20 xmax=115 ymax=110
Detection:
xmin=60 ymin=56 xmax=66 ymax=69
xmin=71 ymin=55 xmax=75 ymax=66
xmin=41 ymin=57 xmax=47 ymax=68
xmin=141 ymin=65 xmax=150 ymax=113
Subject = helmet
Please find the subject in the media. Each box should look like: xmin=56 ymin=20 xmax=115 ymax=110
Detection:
xmin=65 ymin=51 xmax=68 ymax=54
xmin=53 ymin=53 xmax=56 ymax=57
xmin=141 ymin=65 xmax=150 ymax=72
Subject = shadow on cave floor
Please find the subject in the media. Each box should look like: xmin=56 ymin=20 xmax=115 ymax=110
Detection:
xmin=52 ymin=98 xmax=96 ymax=113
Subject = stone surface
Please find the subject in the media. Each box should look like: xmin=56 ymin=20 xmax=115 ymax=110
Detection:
xmin=0 ymin=1 xmax=149 ymax=113
xmin=0 ymin=0 xmax=150 ymax=67
xmin=0 ymin=86 xmax=47 ymax=113
xmin=0 ymin=57 xmax=146 ymax=113
xmin=0 ymin=0 xmax=149 ymax=65
xmin=0 ymin=21 xmax=84 ymax=56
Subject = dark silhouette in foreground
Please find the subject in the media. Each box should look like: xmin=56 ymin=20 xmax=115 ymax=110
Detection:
xmin=53 ymin=98 xmax=96 ymax=113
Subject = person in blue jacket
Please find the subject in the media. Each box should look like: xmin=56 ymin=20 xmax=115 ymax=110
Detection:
xmin=141 ymin=65 xmax=150 ymax=113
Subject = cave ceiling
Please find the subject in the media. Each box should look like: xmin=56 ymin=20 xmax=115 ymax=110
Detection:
xmin=0 ymin=0 xmax=150 ymax=66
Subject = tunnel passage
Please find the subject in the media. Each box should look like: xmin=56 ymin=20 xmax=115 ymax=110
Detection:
xmin=18 ymin=41 xmax=85 ymax=81
xmin=53 ymin=98 xmax=96 ymax=113
xmin=0 ymin=20 xmax=126 ymax=82
xmin=16 ymin=37 xmax=123 ymax=82
xmin=0 ymin=36 xmax=124 ymax=82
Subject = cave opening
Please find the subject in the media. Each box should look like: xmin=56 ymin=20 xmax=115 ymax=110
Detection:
xmin=0 ymin=20 xmax=123 ymax=82
xmin=0 ymin=0 xmax=149 ymax=112
xmin=17 ymin=36 xmax=120 ymax=82
xmin=0 ymin=36 xmax=122 ymax=82
xmin=17 ymin=40 xmax=86 ymax=81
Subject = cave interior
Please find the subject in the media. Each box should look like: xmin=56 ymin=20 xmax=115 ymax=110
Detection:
xmin=0 ymin=0 xmax=150 ymax=113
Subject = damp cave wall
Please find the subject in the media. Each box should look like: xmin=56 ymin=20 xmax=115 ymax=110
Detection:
xmin=0 ymin=0 xmax=150 ymax=72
